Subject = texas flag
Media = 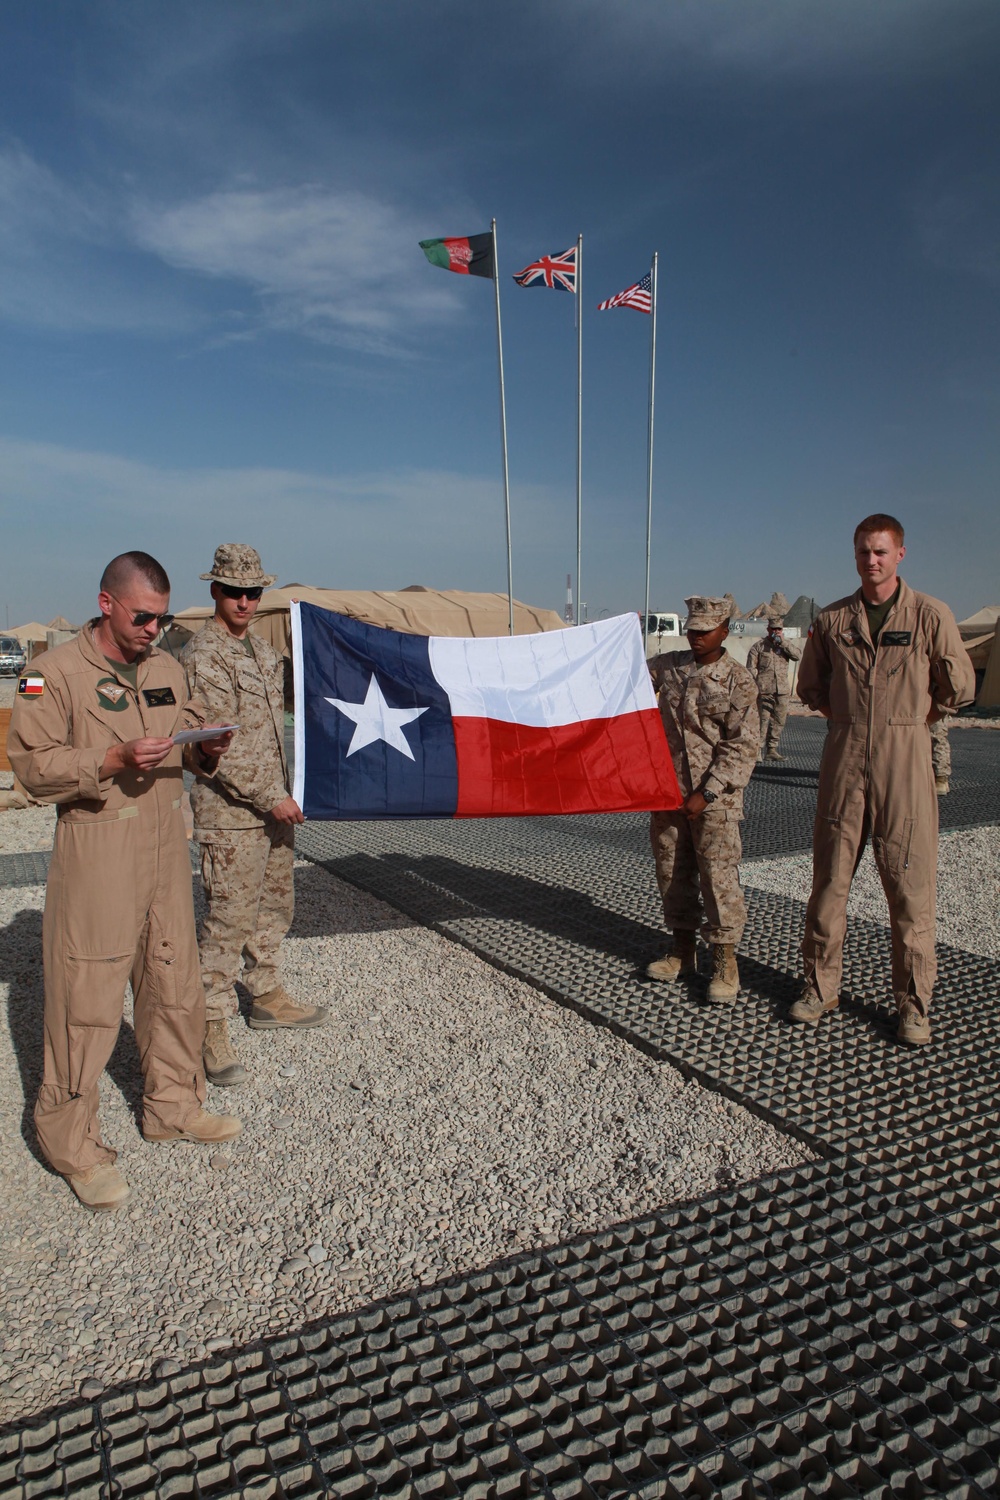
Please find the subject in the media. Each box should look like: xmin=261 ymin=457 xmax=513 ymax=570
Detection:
xmin=291 ymin=603 xmax=680 ymax=820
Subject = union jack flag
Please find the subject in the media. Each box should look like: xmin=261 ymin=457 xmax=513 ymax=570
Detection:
xmin=596 ymin=273 xmax=652 ymax=314
xmin=512 ymin=246 xmax=577 ymax=292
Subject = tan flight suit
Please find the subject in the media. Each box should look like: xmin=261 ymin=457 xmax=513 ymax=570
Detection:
xmin=648 ymin=650 xmax=759 ymax=942
xmin=746 ymin=634 xmax=802 ymax=757
xmin=798 ymin=580 xmax=974 ymax=1013
xmin=181 ymin=619 xmax=293 ymax=1021
xmin=7 ymin=626 xmax=210 ymax=1177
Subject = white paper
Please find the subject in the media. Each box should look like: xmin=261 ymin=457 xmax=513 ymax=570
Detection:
xmin=172 ymin=724 xmax=239 ymax=746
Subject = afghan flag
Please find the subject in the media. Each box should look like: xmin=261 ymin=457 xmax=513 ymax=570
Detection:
xmin=419 ymin=233 xmax=495 ymax=279
xmin=291 ymin=604 xmax=681 ymax=820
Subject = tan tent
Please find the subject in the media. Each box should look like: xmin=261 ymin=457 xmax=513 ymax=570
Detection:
xmin=976 ymin=620 xmax=1000 ymax=710
xmin=169 ymin=584 xmax=567 ymax=657
xmin=46 ymin=615 xmax=77 ymax=631
xmin=7 ymin=622 xmax=49 ymax=645
xmin=958 ymin=605 xmax=1000 ymax=640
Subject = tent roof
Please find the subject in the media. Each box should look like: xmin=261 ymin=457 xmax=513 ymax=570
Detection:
xmin=7 ymin=622 xmax=50 ymax=644
xmin=172 ymin=585 xmax=567 ymax=655
xmin=958 ymin=605 xmax=1000 ymax=631
xmin=46 ymin=615 xmax=76 ymax=631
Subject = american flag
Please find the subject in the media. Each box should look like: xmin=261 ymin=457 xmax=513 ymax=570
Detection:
xmin=512 ymin=246 xmax=577 ymax=292
xmin=596 ymin=273 xmax=652 ymax=314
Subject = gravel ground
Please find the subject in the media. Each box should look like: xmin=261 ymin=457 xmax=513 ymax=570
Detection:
xmin=0 ymin=855 xmax=811 ymax=1424
xmin=743 ymin=825 xmax=1000 ymax=961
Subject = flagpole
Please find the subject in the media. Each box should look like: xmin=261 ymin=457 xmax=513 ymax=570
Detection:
xmin=492 ymin=218 xmax=515 ymax=636
xmin=575 ymin=232 xmax=583 ymax=626
xmin=642 ymin=252 xmax=658 ymax=656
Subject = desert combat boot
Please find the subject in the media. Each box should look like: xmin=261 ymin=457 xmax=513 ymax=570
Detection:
xmin=66 ymin=1162 xmax=131 ymax=1212
xmin=896 ymin=997 xmax=931 ymax=1046
xmin=144 ymin=1109 xmax=242 ymax=1144
xmin=707 ymin=943 xmax=740 ymax=1002
xmin=789 ymin=981 xmax=839 ymax=1024
xmin=203 ymin=1018 xmax=248 ymax=1087
xmin=646 ymin=932 xmax=698 ymax=982
xmin=248 ymin=985 xmax=328 ymax=1030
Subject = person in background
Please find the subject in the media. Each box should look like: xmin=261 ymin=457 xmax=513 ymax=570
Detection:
xmin=929 ymin=718 xmax=951 ymax=795
xmin=746 ymin=613 xmax=802 ymax=762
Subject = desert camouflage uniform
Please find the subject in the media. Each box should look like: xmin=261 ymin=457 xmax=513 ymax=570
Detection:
xmin=746 ymin=633 xmax=802 ymax=757
xmin=648 ymin=650 xmax=759 ymax=942
xmin=929 ymin=719 xmax=951 ymax=781
xmin=182 ymin=619 xmax=293 ymax=1022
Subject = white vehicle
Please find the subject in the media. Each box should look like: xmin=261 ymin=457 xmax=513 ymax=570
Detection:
xmin=642 ymin=611 xmax=681 ymax=640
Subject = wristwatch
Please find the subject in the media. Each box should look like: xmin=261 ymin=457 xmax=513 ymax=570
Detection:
xmin=700 ymin=788 xmax=718 ymax=804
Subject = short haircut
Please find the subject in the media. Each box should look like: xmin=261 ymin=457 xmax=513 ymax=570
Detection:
xmin=854 ymin=513 xmax=904 ymax=547
xmin=100 ymin=551 xmax=171 ymax=597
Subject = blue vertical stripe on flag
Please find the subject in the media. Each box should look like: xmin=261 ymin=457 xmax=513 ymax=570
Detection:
xmin=297 ymin=604 xmax=458 ymax=819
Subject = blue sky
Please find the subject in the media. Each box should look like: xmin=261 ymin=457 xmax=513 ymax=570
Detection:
xmin=1 ymin=0 xmax=998 ymax=627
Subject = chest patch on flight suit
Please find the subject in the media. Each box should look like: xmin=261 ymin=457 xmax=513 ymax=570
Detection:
xmin=881 ymin=631 xmax=912 ymax=646
xmin=96 ymin=678 xmax=129 ymax=711
xmin=142 ymin=686 xmax=177 ymax=708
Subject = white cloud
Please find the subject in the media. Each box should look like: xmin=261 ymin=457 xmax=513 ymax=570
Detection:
xmin=0 ymin=435 xmax=561 ymax=624
xmin=130 ymin=183 xmax=467 ymax=351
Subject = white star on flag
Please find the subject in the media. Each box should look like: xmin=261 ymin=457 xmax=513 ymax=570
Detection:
xmin=325 ymin=674 xmax=428 ymax=760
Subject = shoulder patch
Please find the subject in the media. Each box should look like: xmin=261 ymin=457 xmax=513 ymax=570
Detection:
xmin=17 ymin=674 xmax=45 ymax=697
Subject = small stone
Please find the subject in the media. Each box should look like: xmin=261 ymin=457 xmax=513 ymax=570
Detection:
xmin=274 ymin=1115 xmax=294 ymax=1130
xmin=210 ymin=1154 xmax=230 ymax=1172
xmin=202 ymin=1299 xmax=226 ymax=1318
xmin=80 ymin=1378 xmax=103 ymax=1399
xmin=154 ymin=1358 xmax=182 ymax=1379
xmin=279 ymin=1064 xmax=297 ymax=1079
xmin=280 ymin=1256 xmax=310 ymax=1275
xmin=77 ymin=1329 xmax=97 ymax=1347
xmin=206 ymin=1337 xmax=229 ymax=1352
xmin=307 ymin=1243 xmax=328 ymax=1265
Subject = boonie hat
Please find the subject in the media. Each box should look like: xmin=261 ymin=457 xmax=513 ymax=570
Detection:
xmin=684 ymin=595 xmax=733 ymax=631
xmin=200 ymin=543 xmax=276 ymax=590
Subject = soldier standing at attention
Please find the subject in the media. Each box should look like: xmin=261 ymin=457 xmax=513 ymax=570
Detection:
xmin=791 ymin=515 xmax=974 ymax=1045
xmin=7 ymin=551 xmax=241 ymax=1211
xmin=746 ymin=613 xmax=802 ymax=761
xmin=182 ymin=545 xmax=327 ymax=1088
xmin=646 ymin=596 xmax=760 ymax=1001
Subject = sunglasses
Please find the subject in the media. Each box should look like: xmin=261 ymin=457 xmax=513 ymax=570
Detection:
xmin=107 ymin=593 xmax=174 ymax=629
xmin=218 ymin=584 xmax=263 ymax=601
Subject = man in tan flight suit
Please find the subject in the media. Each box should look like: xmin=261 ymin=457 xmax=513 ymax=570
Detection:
xmin=791 ymin=515 xmax=975 ymax=1045
xmin=647 ymin=596 xmax=759 ymax=1002
xmin=7 ymin=552 xmax=241 ymax=1212
xmin=746 ymin=615 xmax=802 ymax=761
xmin=182 ymin=545 xmax=326 ymax=1089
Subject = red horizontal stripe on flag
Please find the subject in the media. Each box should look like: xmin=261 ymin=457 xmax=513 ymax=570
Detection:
xmin=453 ymin=710 xmax=681 ymax=818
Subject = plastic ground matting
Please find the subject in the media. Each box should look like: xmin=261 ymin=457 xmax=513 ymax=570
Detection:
xmin=1 ymin=727 xmax=998 ymax=1495
xmin=3 ymin=1159 xmax=1000 ymax=1499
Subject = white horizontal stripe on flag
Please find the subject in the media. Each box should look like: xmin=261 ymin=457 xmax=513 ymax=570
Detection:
xmin=428 ymin=614 xmax=656 ymax=728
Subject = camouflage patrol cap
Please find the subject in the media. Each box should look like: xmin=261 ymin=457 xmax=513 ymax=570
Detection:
xmin=684 ymin=595 xmax=733 ymax=631
xmin=200 ymin=543 xmax=276 ymax=589
xmin=766 ymin=612 xmax=785 ymax=627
